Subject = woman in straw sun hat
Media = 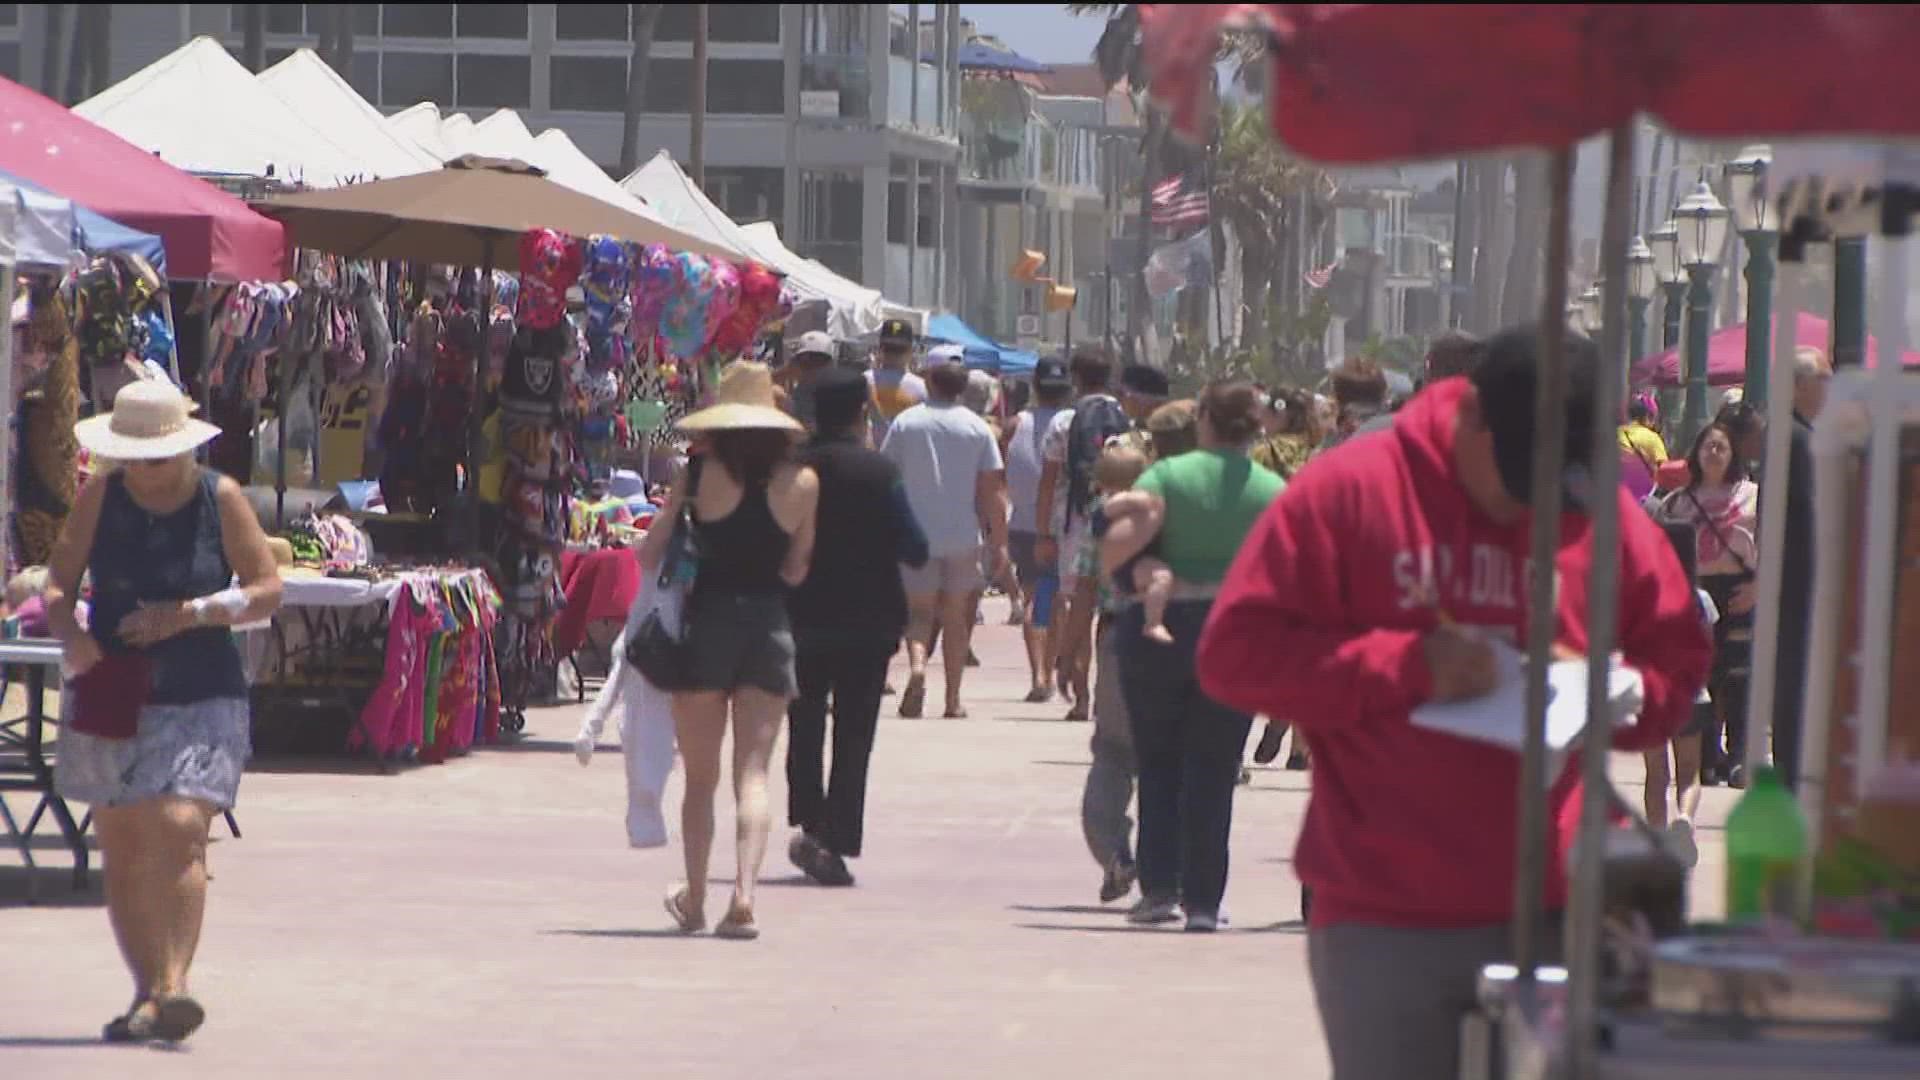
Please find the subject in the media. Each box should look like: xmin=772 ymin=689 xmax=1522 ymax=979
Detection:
xmin=45 ymin=377 xmax=283 ymax=1043
xmin=642 ymin=360 xmax=819 ymax=939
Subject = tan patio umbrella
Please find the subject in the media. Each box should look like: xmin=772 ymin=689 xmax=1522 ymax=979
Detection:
xmin=255 ymin=155 xmax=737 ymax=266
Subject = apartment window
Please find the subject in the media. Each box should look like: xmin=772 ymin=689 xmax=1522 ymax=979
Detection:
xmin=709 ymin=59 xmax=783 ymax=114
xmin=551 ymin=57 xmax=628 ymax=112
xmin=707 ymin=168 xmax=784 ymax=224
xmin=0 ymin=5 xmax=19 ymax=28
xmin=266 ymin=5 xmax=305 ymax=34
xmin=556 ymin=4 xmax=628 ymax=41
xmin=658 ymin=4 xmax=781 ymax=44
xmin=356 ymin=5 xmax=381 ymax=35
xmin=456 ymin=54 xmax=531 ymax=109
xmin=0 ymin=43 xmax=18 ymax=82
xmin=456 ymin=3 xmax=527 ymax=39
xmin=382 ymin=51 xmax=453 ymax=106
xmin=640 ymin=58 xmax=781 ymax=114
xmin=382 ymin=4 xmax=454 ymax=38
xmin=350 ymin=52 xmax=381 ymax=103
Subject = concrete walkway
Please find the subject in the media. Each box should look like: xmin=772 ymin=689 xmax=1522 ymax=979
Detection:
xmin=0 ymin=617 xmax=1734 ymax=1079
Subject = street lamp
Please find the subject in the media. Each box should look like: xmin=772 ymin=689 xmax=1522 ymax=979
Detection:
xmin=1726 ymin=145 xmax=1777 ymax=406
xmin=1674 ymin=177 xmax=1730 ymax=448
xmin=1577 ymin=284 xmax=1604 ymax=337
xmin=1626 ymin=235 xmax=1656 ymax=365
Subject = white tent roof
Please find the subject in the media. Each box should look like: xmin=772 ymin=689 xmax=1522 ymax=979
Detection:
xmin=736 ymin=220 xmax=927 ymax=335
xmin=74 ymin=37 xmax=379 ymax=186
xmin=624 ymin=151 xmax=892 ymax=338
xmin=0 ymin=181 xmax=77 ymax=270
xmin=385 ymin=106 xmax=706 ymax=251
xmin=256 ymin=51 xmax=440 ymax=178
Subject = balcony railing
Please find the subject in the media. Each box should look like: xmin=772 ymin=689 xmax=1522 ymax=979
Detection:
xmin=800 ymin=53 xmax=871 ymax=123
xmin=961 ymin=121 xmax=1102 ymax=193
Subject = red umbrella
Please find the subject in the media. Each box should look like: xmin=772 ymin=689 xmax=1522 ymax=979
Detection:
xmin=1140 ymin=4 xmax=1654 ymax=159
xmin=1141 ymin=5 xmax=1920 ymax=159
xmin=1633 ymin=312 xmax=1920 ymax=388
xmin=0 ymin=75 xmax=285 ymax=280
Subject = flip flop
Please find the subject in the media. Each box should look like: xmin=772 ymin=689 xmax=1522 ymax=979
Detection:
xmin=664 ymin=884 xmax=705 ymax=934
xmin=103 ymin=1001 xmax=157 ymax=1043
xmin=1023 ymin=687 xmax=1053 ymax=704
xmin=898 ymin=676 xmax=925 ymax=719
xmin=149 ymin=995 xmax=206 ymax=1043
xmin=714 ymin=902 xmax=760 ymax=941
xmin=944 ymin=704 xmax=969 ymax=719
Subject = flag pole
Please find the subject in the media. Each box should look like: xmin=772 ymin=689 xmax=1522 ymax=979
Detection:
xmin=1208 ymin=129 xmax=1225 ymax=352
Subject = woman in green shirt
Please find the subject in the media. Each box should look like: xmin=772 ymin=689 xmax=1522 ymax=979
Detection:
xmin=1098 ymin=379 xmax=1284 ymax=932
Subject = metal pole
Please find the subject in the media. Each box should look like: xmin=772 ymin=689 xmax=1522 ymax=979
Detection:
xmin=689 ymin=4 xmax=708 ymax=189
xmin=1659 ymin=281 xmax=1685 ymax=349
xmin=1742 ymin=228 xmax=1777 ymax=408
xmin=0 ymin=264 xmax=14 ymax=576
xmin=1628 ymin=295 xmax=1650 ymax=365
xmin=1832 ymin=235 xmax=1867 ymax=369
xmin=1565 ymin=123 xmax=1636 ymax=1080
xmin=1682 ymin=265 xmax=1714 ymax=450
xmin=1511 ymin=146 xmax=1576 ymax=982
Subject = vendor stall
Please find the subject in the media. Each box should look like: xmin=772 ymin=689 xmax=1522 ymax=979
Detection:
xmin=1141 ymin=5 xmax=1920 ymax=1078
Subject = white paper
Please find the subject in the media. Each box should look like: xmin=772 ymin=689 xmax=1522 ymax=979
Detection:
xmin=1411 ymin=639 xmax=1643 ymax=776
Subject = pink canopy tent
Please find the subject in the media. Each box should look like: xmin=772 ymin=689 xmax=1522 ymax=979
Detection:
xmin=1632 ymin=311 xmax=1920 ymax=388
xmin=0 ymin=76 xmax=285 ymax=280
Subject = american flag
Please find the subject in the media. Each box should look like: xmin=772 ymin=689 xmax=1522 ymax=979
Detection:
xmin=1150 ymin=173 xmax=1209 ymax=228
xmin=1303 ymin=260 xmax=1341 ymax=289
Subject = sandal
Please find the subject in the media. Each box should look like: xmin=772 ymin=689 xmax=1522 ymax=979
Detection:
xmin=944 ymin=704 xmax=969 ymax=719
xmin=1023 ymin=687 xmax=1053 ymax=704
xmin=664 ymin=883 xmax=705 ymax=934
xmin=103 ymin=1000 xmax=157 ymax=1043
xmin=714 ymin=900 xmax=760 ymax=941
xmin=898 ymin=676 xmax=925 ymax=719
xmin=149 ymin=995 xmax=206 ymax=1043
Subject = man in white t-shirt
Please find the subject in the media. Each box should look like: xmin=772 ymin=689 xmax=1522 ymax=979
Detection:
xmin=867 ymin=318 xmax=927 ymax=445
xmin=881 ymin=359 xmax=1009 ymax=719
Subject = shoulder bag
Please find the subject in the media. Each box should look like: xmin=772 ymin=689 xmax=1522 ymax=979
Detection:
xmin=624 ymin=457 xmax=704 ymax=690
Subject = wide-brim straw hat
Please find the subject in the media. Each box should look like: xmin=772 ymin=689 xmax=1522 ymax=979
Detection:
xmin=676 ymin=360 xmax=804 ymax=435
xmin=74 ymin=378 xmax=222 ymax=460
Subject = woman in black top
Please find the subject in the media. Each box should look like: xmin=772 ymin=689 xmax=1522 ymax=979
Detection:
xmin=785 ymin=367 xmax=930 ymax=886
xmin=642 ymin=362 xmax=818 ymax=940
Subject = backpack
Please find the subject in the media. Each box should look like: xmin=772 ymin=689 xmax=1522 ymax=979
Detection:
xmin=1064 ymin=393 xmax=1132 ymax=528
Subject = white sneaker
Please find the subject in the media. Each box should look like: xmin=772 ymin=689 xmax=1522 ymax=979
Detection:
xmin=1667 ymin=819 xmax=1699 ymax=870
xmin=1127 ymin=896 xmax=1180 ymax=925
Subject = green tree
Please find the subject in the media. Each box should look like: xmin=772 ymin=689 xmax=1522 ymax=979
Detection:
xmin=1212 ymin=102 xmax=1333 ymax=353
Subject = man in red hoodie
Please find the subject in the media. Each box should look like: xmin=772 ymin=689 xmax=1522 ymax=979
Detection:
xmin=1197 ymin=326 xmax=1709 ymax=1079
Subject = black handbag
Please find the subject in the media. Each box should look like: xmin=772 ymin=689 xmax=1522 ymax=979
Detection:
xmin=625 ymin=458 xmax=702 ymax=689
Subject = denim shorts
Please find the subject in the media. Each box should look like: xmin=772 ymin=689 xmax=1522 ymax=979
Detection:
xmin=682 ymin=590 xmax=798 ymax=699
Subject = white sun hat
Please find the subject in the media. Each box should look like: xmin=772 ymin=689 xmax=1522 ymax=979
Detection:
xmin=675 ymin=361 xmax=805 ymax=435
xmin=74 ymin=378 xmax=222 ymax=461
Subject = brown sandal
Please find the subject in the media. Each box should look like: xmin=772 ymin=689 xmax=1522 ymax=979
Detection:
xmin=150 ymin=995 xmax=205 ymax=1043
xmin=664 ymin=883 xmax=705 ymax=934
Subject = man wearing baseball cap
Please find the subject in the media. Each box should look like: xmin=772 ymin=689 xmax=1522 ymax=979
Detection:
xmin=1197 ymin=325 xmax=1709 ymax=1077
xmin=1006 ymin=357 xmax=1075 ymax=702
xmin=784 ymin=330 xmax=837 ymax=433
xmin=867 ymin=318 xmax=926 ymax=444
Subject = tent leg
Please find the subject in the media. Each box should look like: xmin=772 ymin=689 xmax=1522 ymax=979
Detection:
xmin=1511 ymin=146 xmax=1576 ymax=982
xmin=0 ymin=263 xmax=15 ymax=577
xmin=1564 ymin=122 xmax=1638 ymax=1080
xmin=468 ymin=251 xmax=495 ymax=555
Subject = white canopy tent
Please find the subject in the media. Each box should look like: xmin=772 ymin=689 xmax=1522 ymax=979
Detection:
xmin=624 ymin=151 xmax=909 ymax=339
xmin=75 ymin=37 xmax=384 ymax=186
xmin=385 ymin=105 xmax=698 ymax=245
xmin=256 ymin=51 xmax=440 ymax=179
xmin=737 ymin=220 xmax=927 ymax=336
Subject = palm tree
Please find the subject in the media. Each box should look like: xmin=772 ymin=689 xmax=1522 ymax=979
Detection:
xmin=1211 ymin=102 xmax=1334 ymax=350
xmin=40 ymin=4 xmax=68 ymax=101
xmin=618 ymin=5 xmax=665 ymax=176
xmin=241 ymin=5 xmax=266 ymax=72
xmin=64 ymin=3 xmax=110 ymax=103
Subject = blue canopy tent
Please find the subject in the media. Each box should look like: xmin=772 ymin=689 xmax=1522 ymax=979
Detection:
xmin=0 ymin=168 xmax=167 ymax=271
xmin=925 ymin=313 xmax=1039 ymax=375
xmin=932 ymin=41 xmax=1054 ymax=76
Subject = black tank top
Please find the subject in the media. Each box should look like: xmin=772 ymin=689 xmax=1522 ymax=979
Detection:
xmin=693 ymin=466 xmax=792 ymax=597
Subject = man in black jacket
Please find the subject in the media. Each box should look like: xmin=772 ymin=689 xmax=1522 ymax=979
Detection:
xmin=786 ymin=368 xmax=930 ymax=885
xmin=1771 ymin=345 xmax=1830 ymax=791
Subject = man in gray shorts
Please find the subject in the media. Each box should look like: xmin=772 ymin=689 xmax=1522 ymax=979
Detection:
xmin=881 ymin=360 xmax=1009 ymax=719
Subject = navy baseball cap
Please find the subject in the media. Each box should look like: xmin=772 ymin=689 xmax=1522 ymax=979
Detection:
xmin=1032 ymin=356 xmax=1071 ymax=390
xmin=878 ymin=318 xmax=916 ymax=347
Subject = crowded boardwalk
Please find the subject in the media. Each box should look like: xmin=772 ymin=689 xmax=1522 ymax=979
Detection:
xmin=2 ymin=620 xmax=1743 ymax=1080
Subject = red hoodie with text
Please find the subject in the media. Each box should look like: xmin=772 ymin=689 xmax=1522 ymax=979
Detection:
xmin=1197 ymin=378 xmax=1710 ymax=929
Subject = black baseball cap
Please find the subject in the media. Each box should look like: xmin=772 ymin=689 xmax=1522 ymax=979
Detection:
xmin=1032 ymin=356 xmax=1071 ymax=390
xmin=878 ymin=318 xmax=916 ymax=348
xmin=1120 ymin=363 xmax=1171 ymax=399
xmin=1469 ymin=325 xmax=1599 ymax=508
xmin=812 ymin=366 xmax=871 ymax=431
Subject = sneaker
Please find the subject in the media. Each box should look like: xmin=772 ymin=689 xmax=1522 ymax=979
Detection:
xmin=1252 ymin=723 xmax=1286 ymax=765
xmin=789 ymin=833 xmax=824 ymax=876
xmin=1727 ymin=764 xmax=1749 ymax=790
xmin=813 ymin=850 xmax=856 ymax=887
xmin=1127 ymin=896 xmax=1180 ymax=926
xmin=1236 ymin=766 xmax=1252 ymax=786
xmin=1667 ymin=819 xmax=1700 ymax=870
xmin=1099 ymin=859 xmax=1138 ymax=903
xmin=1185 ymin=911 xmax=1221 ymax=933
